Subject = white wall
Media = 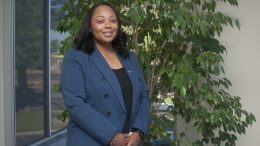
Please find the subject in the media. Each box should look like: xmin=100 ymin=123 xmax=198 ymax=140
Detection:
xmin=0 ymin=0 xmax=15 ymax=146
xmin=0 ymin=0 xmax=5 ymax=144
xmin=218 ymin=0 xmax=260 ymax=146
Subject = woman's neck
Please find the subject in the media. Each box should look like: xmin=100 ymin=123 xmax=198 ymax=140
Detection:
xmin=96 ymin=44 xmax=115 ymax=56
xmin=94 ymin=41 xmax=114 ymax=54
xmin=93 ymin=40 xmax=123 ymax=69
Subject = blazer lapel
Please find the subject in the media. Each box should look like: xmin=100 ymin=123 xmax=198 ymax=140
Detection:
xmin=89 ymin=48 xmax=126 ymax=112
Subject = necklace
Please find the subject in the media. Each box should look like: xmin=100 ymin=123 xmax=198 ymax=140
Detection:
xmin=102 ymin=51 xmax=123 ymax=69
xmin=103 ymin=52 xmax=115 ymax=62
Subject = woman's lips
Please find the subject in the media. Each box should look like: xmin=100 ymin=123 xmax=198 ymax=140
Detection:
xmin=103 ymin=31 xmax=113 ymax=37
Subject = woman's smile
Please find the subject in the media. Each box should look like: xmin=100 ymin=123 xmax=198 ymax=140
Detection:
xmin=91 ymin=5 xmax=119 ymax=45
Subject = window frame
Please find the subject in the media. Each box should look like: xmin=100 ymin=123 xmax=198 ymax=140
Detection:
xmin=0 ymin=0 xmax=15 ymax=145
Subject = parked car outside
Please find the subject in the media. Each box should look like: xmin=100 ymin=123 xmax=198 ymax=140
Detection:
xmin=154 ymin=96 xmax=174 ymax=112
xmin=158 ymin=102 xmax=174 ymax=112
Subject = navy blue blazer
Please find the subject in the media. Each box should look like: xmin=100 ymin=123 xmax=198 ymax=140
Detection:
xmin=60 ymin=48 xmax=151 ymax=146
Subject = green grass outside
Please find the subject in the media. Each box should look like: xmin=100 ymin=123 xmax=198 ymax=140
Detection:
xmin=16 ymin=110 xmax=67 ymax=132
xmin=16 ymin=111 xmax=44 ymax=132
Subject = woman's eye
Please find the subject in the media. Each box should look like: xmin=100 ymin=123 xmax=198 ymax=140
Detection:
xmin=111 ymin=19 xmax=118 ymax=23
xmin=96 ymin=20 xmax=104 ymax=23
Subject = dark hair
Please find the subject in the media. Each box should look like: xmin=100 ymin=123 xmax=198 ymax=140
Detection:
xmin=74 ymin=2 xmax=128 ymax=57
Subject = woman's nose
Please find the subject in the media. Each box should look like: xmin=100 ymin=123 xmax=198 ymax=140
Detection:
xmin=105 ymin=21 xmax=112 ymax=28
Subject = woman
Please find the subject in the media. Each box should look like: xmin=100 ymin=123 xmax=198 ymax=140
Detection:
xmin=61 ymin=2 xmax=151 ymax=146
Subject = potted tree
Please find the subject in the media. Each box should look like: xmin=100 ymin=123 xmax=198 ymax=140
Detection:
xmin=56 ymin=0 xmax=256 ymax=145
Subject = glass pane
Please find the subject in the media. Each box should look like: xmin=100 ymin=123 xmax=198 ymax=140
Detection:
xmin=50 ymin=0 xmax=69 ymax=132
xmin=15 ymin=0 xmax=45 ymax=145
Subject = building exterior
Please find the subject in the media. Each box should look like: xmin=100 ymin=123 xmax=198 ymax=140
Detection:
xmin=0 ymin=0 xmax=259 ymax=146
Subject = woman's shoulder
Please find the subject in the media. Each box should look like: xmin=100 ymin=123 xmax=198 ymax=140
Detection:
xmin=65 ymin=48 xmax=83 ymax=55
xmin=63 ymin=48 xmax=90 ymax=65
xmin=64 ymin=48 xmax=88 ymax=58
xmin=128 ymin=51 xmax=138 ymax=59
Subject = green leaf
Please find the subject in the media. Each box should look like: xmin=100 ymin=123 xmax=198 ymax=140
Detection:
xmin=54 ymin=83 xmax=61 ymax=92
xmin=234 ymin=19 xmax=241 ymax=29
xmin=128 ymin=6 xmax=142 ymax=25
xmin=180 ymin=86 xmax=187 ymax=96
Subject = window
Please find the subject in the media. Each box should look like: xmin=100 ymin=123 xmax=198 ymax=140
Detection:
xmin=15 ymin=0 xmax=46 ymax=145
xmin=15 ymin=0 xmax=68 ymax=145
xmin=50 ymin=0 xmax=68 ymax=133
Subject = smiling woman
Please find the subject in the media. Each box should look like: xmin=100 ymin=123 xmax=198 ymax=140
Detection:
xmin=61 ymin=2 xmax=151 ymax=146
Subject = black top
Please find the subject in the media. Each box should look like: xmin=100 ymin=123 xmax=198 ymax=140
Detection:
xmin=112 ymin=67 xmax=133 ymax=133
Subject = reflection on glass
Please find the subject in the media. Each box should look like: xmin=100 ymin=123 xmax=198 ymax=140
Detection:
xmin=15 ymin=0 xmax=45 ymax=145
xmin=50 ymin=0 xmax=69 ymax=132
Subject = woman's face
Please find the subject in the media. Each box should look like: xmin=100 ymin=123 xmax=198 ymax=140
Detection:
xmin=90 ymin=5 xmax=119 ymax=46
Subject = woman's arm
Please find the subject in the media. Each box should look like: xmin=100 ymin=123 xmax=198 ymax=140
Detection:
xmin=130 ymin=52 xmax=151 ymax=136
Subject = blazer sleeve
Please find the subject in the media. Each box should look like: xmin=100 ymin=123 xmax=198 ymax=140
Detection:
xmin=130 ymin=52 xmax=151 ymax=135
xmin=60 ymin=50 xmax=118 ymax=145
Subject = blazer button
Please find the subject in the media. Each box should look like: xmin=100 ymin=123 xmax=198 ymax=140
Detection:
xmin=101 ymin=76 xmax=106 ymax=81
xmin=138 ymin=77 xmax=141 ymax=82
xmin=104 ymin=94 xmax=109 ymax=98
xmin=106 ymin=111 xmax=111 ymax=116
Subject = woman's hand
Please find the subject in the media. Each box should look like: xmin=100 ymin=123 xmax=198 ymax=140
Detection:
xmin=127 ymin=132 xmax=141 ymax=146
xmin=110 ymin=133 xmax=129 ymax=146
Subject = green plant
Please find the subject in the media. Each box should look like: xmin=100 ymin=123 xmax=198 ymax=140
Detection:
xmin=55 ymin=0 xmax=256 ymax=145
